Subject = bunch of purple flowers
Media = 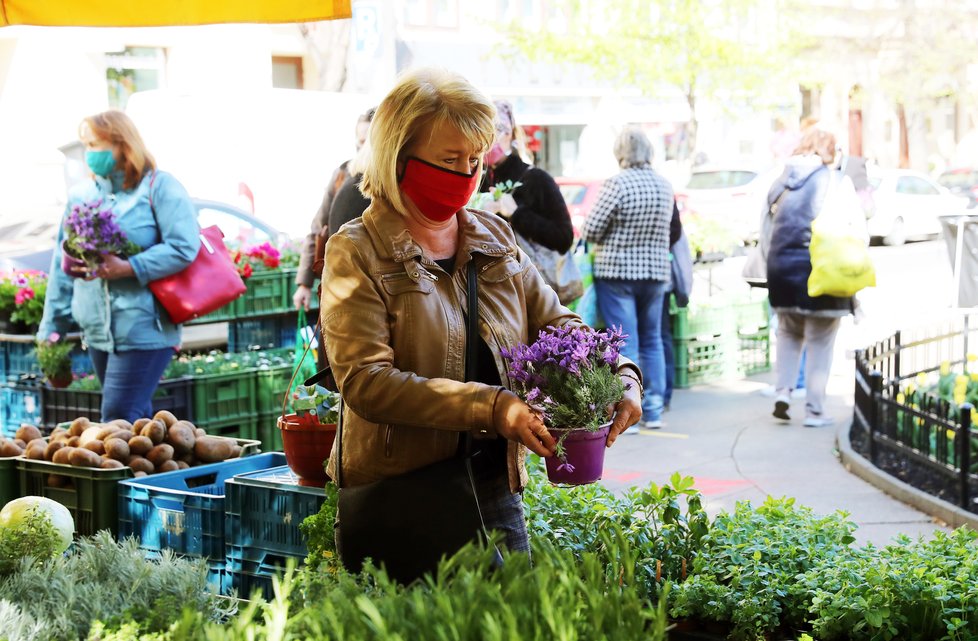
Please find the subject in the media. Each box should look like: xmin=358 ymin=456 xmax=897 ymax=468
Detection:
xmin=63 ymin=199 xmax=140 ymax=270
xmin=501 ymin=324 xmax=628 ymax=435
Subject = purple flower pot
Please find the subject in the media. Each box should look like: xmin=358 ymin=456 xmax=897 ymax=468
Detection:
xmin=544 ymin=424 xmax=610 ymax=486
xmin=61 ymin=241 xmax=88 ymax=277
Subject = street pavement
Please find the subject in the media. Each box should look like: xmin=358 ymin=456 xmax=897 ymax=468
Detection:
xmin=599 ymin=239 xmax=955 ymax=547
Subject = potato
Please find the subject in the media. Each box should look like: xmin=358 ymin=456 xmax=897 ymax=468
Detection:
xmin=47 ymin=474 xmax=69 ymax=488
xmin=152 ymin=410 xmax=178 ymax=428
xmin=228 ymin=444 xmax=242 ymax=459
xmin=176 ymin=452 xmax=195 ymax=465
xmin=194 ymin=428 xmax=207 ymax=438
xmin=111 ymin=430 xmax=134 ymax=443
xmin=133 ymin=471 xmax=148 ymax=478
xmin=146 ymin=443 xmax=174 ymax=468
xmin=194 ymin=436 xmax=232 ymax=463
xmin=128 ymin=456 xmax=154 ymax=475
xmin=65 ymin=436 xmax=80 ymax=447
xmin=96 ymin=425 xmax=120 ymax=441
xmin=83 ymin=440 xmax=106 ymax=456
xmin=49 ymin=427 xmax=68 ymax=441
xmin=128 ymin=435 xmax=153 ymax=457
xmin=52 ymin=446 xmax=75 ymax=465
xmin=100 ymin=458 xmax=125 ymax=469
xmin=157 ymin=460 xmax=180 ymax=473
xmin=68 ymin=418 xmax=89 ymax=437
xmin=132 ymin=417 xmax=152 ymax=432
xmin=15 ymin=424 xmax=42 ymax=443
xmin=175 ymin=460 xmax=190 ymax=470
xmin=26 ymin=440 xmax=47 ymax=460
xmin=79 ymin=425 xmax=104 ymax=447
xmin=44 ymin=440 xmax=65 ymax=461
xmin=140 ymin=420 xmax=166 ymax=445
xmin=13 ymin=438 xmax=27 ymax=450
xmin=165 ymin=422 xmax=196 ymax=455
xmin=104 ymin=438 xmax=130 ymax=462
xmin=69 ymin=447 xmax=102 ymax=468
xmin=0 ymin=440 xmax=22 ymax=457
xmin=108 ymin=418 xmax=133 ymax=431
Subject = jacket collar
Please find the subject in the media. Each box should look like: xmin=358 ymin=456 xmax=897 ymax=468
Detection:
xmin=363 ymin=198 xmax=510 ymax=266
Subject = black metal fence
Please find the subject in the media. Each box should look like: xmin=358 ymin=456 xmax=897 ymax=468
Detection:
xmin=853 ymin=315 xmax=978 ymax=512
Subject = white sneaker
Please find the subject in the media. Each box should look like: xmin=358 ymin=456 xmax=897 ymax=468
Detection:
xmin=623 ymin=425 xmax=641 ymax=435
xmin=641 ymin=419 xmax=662 ymax=430
xmin=803 ymin=415 xmax=834 ymax=428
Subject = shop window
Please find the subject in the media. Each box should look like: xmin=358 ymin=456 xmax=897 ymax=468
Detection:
xmin=105 ymin=46 xmax=166 ymax=110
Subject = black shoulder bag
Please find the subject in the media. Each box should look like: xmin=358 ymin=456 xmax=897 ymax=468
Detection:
xmin=334 ymin=259 xmax=501 ymax=584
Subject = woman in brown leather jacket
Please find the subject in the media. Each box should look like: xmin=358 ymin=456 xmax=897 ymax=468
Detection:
xmin=320 ymin=68 xmax=642 ymax=561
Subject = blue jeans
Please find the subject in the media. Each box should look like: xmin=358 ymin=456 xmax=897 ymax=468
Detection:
xmin=594 ymin=278 xmax=669 ymax=422
xmin=90 ymin=347 xmax=175 ymax=423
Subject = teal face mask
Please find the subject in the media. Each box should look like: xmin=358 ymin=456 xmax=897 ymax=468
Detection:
xmin=85 ymin=149 xmax=116 ymax=177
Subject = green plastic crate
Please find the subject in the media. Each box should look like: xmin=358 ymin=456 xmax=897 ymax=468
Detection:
xmin=256 ymin=364 xmax=294 ymax=415
xmin=198 ymin=416 xmax=259 ymax=443
xmin=671 ymin=303 xmax=737 ymax=341
xmin=739 ymin=327 xmax=772 ymax=376
xmin=1 ymin=453 xmax=20 ymax=507
xmin=734 ymin=297 xmax=771 ymax=334
xmin=234 ymin=271 xmax=289 ymax=318
xmin=673 ymin=335 xmax=738 ymax=389
xmin=257 ymin=412 xmax=284 ymax=452
xmin=192 ymin=370 xmax=257 ymax=426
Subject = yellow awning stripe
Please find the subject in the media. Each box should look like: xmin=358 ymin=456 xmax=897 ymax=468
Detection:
xmin=0 ymin=0 xmax=352 ymax=27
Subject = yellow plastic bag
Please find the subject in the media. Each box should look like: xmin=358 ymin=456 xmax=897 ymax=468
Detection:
xmin=808 ymin=214 xmax=876 ymax=298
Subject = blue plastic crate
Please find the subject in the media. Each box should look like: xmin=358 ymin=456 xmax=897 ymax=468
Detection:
xmin=1 ymin=383 xmax=41 ymax=437
xmin=1 ymin=340 xmax=92 ymax=383
xmin=117 ymin=452 xmax=286 ymax=560
xmin=228 ymin=315 xmax=296 ymax=353
xmin=225 ymin=466 xmax=326 ymax=564
xmin=224 ymin=565 xmax=277 ymax=600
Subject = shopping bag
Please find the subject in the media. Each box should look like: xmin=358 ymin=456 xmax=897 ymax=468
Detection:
xmin=567 ymin=240 xmax=605 ymax=328
xmin=807 ymin=172 xmax=875 ymax=298
xmin=515 ymin=232 xmax=584 ymax=304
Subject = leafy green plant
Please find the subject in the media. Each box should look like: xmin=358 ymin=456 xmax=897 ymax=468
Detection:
xmin=0 ymin=503 xmax=64 ymax=574
xmin=670 ymin=496 xmax=857 ymax=641
xmin=292 ymin=384 xmax=340 ymax=424
xmin=34 ymin=332 xmax=74 ymax=380
xmin=298 ymin=481 xmax=340 ymax=570
xmin=0 ymin=532 xmax=233 ymax=641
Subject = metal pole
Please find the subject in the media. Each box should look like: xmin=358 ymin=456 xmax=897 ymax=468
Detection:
xmin=893 ymin=330 xmax=902 ymax=382
xmin=959 ymin=403 xmax=973 ymax=510
xmin=869 ymin=370 xmax=883 ymax=465
xmin=953 ymin=217 xmax=966 ymax=309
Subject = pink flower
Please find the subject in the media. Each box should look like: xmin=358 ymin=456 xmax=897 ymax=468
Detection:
xmin=14 ymin=287 xmax=35 ymax=305
xmin=48 ymin=332 xmax=60 ymax=342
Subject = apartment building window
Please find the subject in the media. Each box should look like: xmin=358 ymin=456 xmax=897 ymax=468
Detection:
xmin=404 ymin=0 xmax=459 ymax=28
xmin=272 ymin=56 xmax=304 ymax=89
xmin=105 ymin=46 xmax=166 ymax=110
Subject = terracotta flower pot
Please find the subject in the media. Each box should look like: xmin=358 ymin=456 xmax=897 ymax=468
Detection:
xmin=278 ymin=412 xmax=337 ymax=487
xmin=46 ymin=372 xmax=73 ymax=389
xmin=544 ymin=424 xmax=611 ymax=486
xmin=61 ymin=241 xmax=89 ymax=278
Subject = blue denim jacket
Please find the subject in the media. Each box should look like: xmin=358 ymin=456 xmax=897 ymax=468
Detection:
xmin=38 ymin=170 xmax=201 ymax=352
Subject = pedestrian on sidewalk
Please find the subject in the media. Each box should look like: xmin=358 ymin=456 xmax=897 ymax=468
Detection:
xmin=582 ymin=127 xmax=680 ymax=431
xmin=765 ymin=128 xmax=864 ymax=427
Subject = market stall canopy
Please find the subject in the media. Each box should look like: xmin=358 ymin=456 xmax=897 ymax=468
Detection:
xmin=0 ymin=0 xmax=351 ymax=27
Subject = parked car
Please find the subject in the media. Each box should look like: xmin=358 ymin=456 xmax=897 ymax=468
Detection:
xmin=674 ymin=164 xmax=782 ymax=244
xmin=555 ymin=177 xmax=605 ymax=237
xmin=865 ymin=168 xmax=970 ymax=246
xmin=937 ymin=168 xmax=978 ymax=209
xmin=0 ymin=199 xmax=288 ymax=273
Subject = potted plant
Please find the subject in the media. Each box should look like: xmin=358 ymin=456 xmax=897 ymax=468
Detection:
xmin=278 ymin=383 xmax=340 ymax=487
xmin=232 ymin=241 xmax=282 ymax=280
xmin=62 ymin=199 xmax=140 ymax=277
xmin=502 ymin=325 xmax=628 ymax=485
xmin=34 ymin=332 xmax=74 ymax=388
xmin=0 ymin=270 xmax=47 ymax=334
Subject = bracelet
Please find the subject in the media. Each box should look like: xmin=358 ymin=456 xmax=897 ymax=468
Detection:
xmin=619 ymin=371 xmax=643 ymax=396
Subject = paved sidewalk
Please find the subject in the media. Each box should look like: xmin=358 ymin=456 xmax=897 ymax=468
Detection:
xmin=600 ymin=360 xmax=950 ymax=547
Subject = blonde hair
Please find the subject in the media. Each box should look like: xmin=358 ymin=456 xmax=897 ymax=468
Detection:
xmin=360 ymin=68 xmax=496 ymax=215
xmin=80 ymin=110 xmax=156 ymax=190
xmin=794 ymin=128 xmax=837 ymax=165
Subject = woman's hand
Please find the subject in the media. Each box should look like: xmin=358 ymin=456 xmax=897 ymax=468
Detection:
xmin=496 ymin=193 xmax=517 ymax=218
xmin=293 ymin=285 xmax=312 ymax=311
xmin=492 ymin=390 xmax=556 ymax=457
xmin=605 ymin=376 xmax=642 ymax=447
xmin=95 ymin=254 xmax=135 ymax=281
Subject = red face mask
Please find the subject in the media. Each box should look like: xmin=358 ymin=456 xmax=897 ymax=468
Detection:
xmin=398 ymin=156 xmax=481 ymax=222
xmin=485 ymin=143 xmax=507 ymax=167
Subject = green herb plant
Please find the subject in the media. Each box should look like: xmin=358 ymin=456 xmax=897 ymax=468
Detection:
xmin=0 ymin=506 xmax=63 ymax=574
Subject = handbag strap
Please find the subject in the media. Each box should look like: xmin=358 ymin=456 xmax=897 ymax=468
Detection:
xmin=337 ymin=259 xmax=480 ymax=487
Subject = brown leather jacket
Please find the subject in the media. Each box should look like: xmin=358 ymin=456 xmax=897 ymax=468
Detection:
xmin=321 ymin=199 xmax=586 ymax=493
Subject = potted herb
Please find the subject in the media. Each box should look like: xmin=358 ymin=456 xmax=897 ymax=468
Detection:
xmin=502 ymin=325 xmax=627 ymax=485
xmin=278 ymin=384 xmax=340 ymax=487
xmin=34 ymin=332 xmax=74 ymax=388
xmin=0 ymin=270 xmax=47 ymax=334
xmin=61 ymin=199 xmax=140 ymax=277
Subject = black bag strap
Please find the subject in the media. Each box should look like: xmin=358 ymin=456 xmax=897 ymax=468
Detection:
xmin=337 ymin=259 xmax=480 ymax=487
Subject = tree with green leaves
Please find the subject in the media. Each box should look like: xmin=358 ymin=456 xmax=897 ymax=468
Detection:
xmin=503 ymin=0 xmax=797 ymax=159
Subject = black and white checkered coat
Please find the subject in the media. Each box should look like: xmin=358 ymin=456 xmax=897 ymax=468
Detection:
xmin=582 ymin=167 xmax=674 ymax=281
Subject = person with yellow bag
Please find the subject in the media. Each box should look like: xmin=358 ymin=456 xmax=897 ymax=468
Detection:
xmin=766 ymin=128 xmax=873 ymax=428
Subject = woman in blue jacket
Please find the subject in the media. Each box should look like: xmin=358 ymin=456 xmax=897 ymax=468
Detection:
xmin=38 ymin=110 xmax=200 ymax=423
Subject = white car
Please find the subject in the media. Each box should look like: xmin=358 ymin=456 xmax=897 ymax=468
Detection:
xmin=865 ymin=169 xmax=970 ymax=246
xmin=675 ymin=164 xmax=783 ymax=244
